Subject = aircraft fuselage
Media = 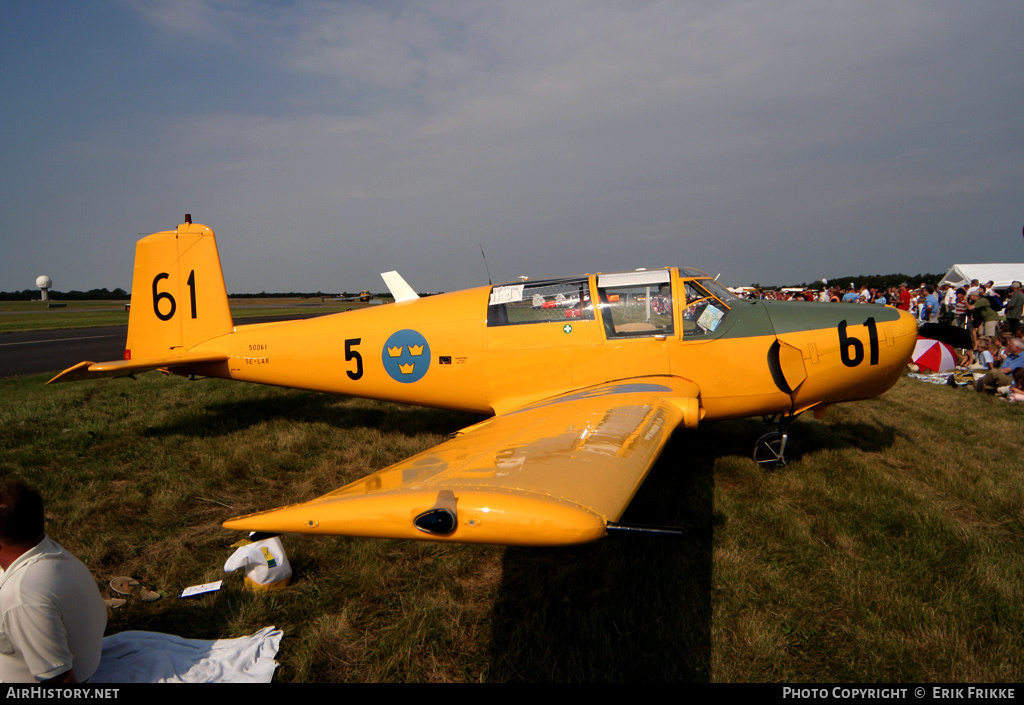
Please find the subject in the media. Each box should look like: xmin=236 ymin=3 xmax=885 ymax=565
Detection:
xmin=178 ymin=272 xmax=917 ymax=424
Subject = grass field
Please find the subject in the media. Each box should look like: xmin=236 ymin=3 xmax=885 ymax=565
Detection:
xmin=0 ymin=298 xmax=380 ymax=333
xmin=1 ymin=371 xmax=1022 ymax=682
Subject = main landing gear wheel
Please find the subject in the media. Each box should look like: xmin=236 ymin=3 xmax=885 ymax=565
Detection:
xmin=753 ymin=429 xmax=789 ymax=469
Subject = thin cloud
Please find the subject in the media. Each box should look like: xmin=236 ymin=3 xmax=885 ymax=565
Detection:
xmin=2 ymin=1 xmax=1021 ymax=292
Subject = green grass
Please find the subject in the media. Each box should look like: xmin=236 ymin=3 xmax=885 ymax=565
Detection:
xmin=0 ymin=301 xmax=130 ymax=332
xmin=0 ymin=299 xmax=383 ymax=333
xmin=1 ymin=372 xmax=1022 ymax=682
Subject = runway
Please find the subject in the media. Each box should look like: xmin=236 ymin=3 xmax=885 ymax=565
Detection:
xmin=0 ymin=326 xmax=127 ymax=379
xmin=0 ymin=313 xmax=325 ymax=379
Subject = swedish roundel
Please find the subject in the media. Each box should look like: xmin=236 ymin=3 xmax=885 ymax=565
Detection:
xmin=382 ymin=329 xmax=431 ymax=383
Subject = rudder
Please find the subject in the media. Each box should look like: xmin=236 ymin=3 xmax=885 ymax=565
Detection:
xmin=125 ymin=219 xmax=233 ymax=362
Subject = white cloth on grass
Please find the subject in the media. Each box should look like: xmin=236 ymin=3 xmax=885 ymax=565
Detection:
xmin=90 ymin=626 xmax=281 ymax=683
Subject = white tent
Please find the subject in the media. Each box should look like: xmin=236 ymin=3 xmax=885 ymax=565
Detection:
xmin=939 ymin=264 xmax=1024 ymax=290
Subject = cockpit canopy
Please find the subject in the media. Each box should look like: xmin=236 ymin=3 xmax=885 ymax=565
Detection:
xmin=487 ymin=277 xmax=594 ymax=327
xmin=486 ymin=267 xmax=735 ymax=339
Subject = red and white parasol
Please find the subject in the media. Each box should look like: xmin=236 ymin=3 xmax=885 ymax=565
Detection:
xmin=911 ymin=337 xmax=956 ymax=373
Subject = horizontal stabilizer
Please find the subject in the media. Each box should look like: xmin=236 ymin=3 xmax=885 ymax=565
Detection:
xmin=47 ymin=353 xmax=229 ymax=384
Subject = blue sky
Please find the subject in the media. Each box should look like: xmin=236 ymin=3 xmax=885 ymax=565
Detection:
xmin=3 ymin=1 xmax=1022 ymax=294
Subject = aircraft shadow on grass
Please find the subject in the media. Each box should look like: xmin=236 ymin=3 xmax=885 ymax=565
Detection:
xmin=140 ymin=390 xmax=478 ymax=440
xmin=142 ymin=385 xmax=903 ymax=454
xmin=485 ymin=416 xmax=902 ymax=682
xmin=776 ymin=416 xmax=904 ymax=458
xmin=488 ymin=430 xmax=715 ymax=682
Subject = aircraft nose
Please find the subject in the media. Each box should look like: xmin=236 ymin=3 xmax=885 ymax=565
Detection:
xmin=829 ymin=306 xmax=918 ymax=400
xmin=764 ymin=301 xmax=919 ymax=406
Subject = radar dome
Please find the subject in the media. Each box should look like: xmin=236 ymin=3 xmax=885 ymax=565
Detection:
xmin=36 ymin=275 xmax=52 ymax=289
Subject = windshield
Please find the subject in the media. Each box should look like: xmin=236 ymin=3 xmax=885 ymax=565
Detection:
xmin=679 ymin=273 xmax=733 ymax=337
xmin=678 ymin=268 xmax=738 ymax=304
xmin=697 ymin=277 xmax=739 ymax=304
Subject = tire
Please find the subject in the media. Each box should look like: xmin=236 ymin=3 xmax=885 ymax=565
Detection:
xmin=753 ymin=430 xmax=789 ymax=469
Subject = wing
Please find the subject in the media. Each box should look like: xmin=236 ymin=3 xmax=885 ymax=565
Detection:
xmin=223 ymin=377 xmax=702 ymax=546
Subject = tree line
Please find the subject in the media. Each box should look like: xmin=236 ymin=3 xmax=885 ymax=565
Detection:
xmin=0 ymin=289 xmax=390 ymax=301
xmin=0 ymin=288 xmax=130 ymax=301
xmin=749 ymin=273 xmax=947 ymax=291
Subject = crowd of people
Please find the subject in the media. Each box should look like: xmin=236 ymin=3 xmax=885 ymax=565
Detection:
xmin=736 ymin=279 xmax=1024 ymax=402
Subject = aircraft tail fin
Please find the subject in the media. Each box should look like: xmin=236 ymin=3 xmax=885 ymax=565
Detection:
xmin=124 ymin=218 xmax=234 ymax=362
xmin=49 ymin=218 xmax=234 ymax=384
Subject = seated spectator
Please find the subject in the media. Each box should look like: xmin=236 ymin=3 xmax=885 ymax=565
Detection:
xmin=1007 ymin=368 xmax=1024 ymax=403
xmin=957 ymin=346 xmax=975 ymax=368
xmin=993 ymin=333 xmax=1011 ymax=368
xmin=0 ymin=480 xmax=106 ymax=683
xmin=963 ymin=336 xmax=991 ymax=369
xmin=975 ymin=338 xmax=1024 ymax=394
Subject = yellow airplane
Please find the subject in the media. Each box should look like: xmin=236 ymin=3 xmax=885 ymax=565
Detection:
xmin=336 ymin=290 xmax=378 ymax=303
xmin=51 ymin=219 xmax=923 ymax=546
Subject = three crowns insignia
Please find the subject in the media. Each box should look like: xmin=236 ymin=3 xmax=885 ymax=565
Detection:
xmin=387 ymin=345 xmax=425 ymax=357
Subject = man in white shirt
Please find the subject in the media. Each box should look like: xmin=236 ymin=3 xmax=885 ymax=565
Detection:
xmin=941 ymin=284 xmax=957 ymax=316
xmin=0 ymin=481 xmax=106 ymax=683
